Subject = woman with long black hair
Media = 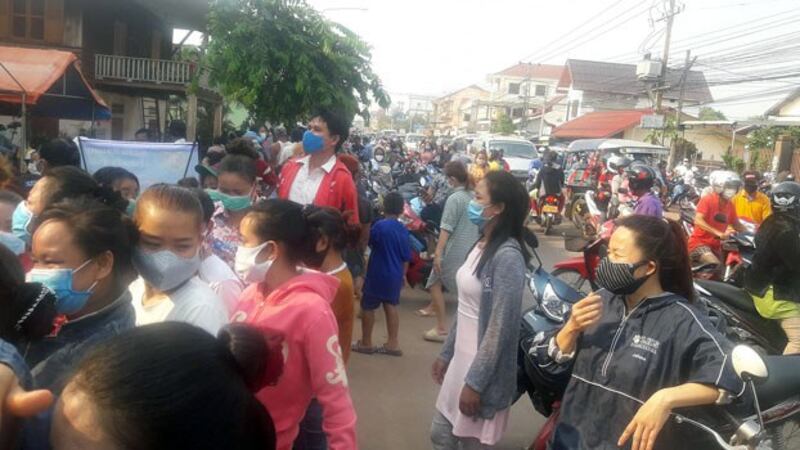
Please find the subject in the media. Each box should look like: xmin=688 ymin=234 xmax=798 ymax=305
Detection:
xmin=537 ymin=215 xmax=743 ymax=450
xmin=430 ymin=171 xmax=530 ymax=449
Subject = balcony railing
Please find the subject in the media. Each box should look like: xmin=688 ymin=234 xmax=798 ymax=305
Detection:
xmin=95 ymin=54 xmax=193 ymax=85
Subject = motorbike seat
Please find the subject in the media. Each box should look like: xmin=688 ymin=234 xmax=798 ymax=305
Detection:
xmin=755 ymin=355 xmax=800 ymax=410
xmin=695 ymin=280 xmax=758 ymax=316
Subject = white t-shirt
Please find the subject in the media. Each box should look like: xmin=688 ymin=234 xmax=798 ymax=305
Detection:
xmin=198 ymin=254 xmax=244 ymax=314
xmin=278 ymin=142 xmax=297 ymax=166
xmin=287 ymin=155 xmax=336 ymax=205
xmin=129 ymin=276 xmax=229 ymax=336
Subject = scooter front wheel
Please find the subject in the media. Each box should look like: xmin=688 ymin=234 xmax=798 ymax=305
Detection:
xmin=551 ymin=268 xmax=590 ymax=296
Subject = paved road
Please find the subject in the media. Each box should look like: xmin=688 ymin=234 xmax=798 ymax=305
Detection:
xmin=348 ymin=223 xmax=572 ymax=450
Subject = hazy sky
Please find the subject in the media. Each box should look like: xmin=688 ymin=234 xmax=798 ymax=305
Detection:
xmin=305 ymin=0 xmax=800 ymax=119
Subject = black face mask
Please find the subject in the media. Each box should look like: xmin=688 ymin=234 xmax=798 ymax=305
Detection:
xmin=595 ymin=258 xmax=652 ymax=295
xmin=713 ymin=213 xmax=728 ymax=223
xmin=745 ymin=185 xmax=757 ymax=194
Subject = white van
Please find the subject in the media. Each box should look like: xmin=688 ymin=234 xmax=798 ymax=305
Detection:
xmin=471 ymin=135 xmax=539 ymax=180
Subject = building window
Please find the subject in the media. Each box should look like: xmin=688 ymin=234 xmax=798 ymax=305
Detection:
xmin=508 ymin=83 xmax=520 ymax=95
xmin=535 ymin=85 xmax=547 ymax=97
xmin=512 ymin=108 xmax=524 ymax=118
xmin=463 ymin=113 xmax=471 ymax=122
xmin=12 ymin=0 xmax=45 ymax=40
xmin=570 ymin=100 xmax=579 ymax=119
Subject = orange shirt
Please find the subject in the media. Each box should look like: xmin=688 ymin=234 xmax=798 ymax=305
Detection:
xmin=329 ymin=264 xmax=355 ymax=364
xmin=688 ymin=192 xmax=738 ymax=253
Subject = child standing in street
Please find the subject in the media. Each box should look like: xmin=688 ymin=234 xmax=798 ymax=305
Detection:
xmin=353 ymin=192 xmax=411 ymax=357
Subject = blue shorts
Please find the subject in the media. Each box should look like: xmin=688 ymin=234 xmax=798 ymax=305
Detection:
xmin=361 ymin=292 xmax=399 ymax=311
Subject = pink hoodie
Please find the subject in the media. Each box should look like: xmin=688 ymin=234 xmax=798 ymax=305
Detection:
xmin=232 ymin=271 xmax=357 ymax=450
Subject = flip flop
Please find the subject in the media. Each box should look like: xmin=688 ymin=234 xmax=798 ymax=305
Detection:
xmin=415 ymin=309 xmax=435 ymax=317
xmin=375 ymin=345 xmax=403 ymax=357
xmin=351 ymin=341 xmax=376 ymax=355
xmin=423 ymin=328 xmax=448 ymax=343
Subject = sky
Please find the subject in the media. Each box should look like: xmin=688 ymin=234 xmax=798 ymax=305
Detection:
xmin=305 ymin=0 xmax=800 ymax=119
xmin=178 ymin=0 xmax=800 ymax=120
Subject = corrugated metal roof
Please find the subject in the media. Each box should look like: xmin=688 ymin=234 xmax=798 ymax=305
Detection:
xmin=562 ymin=59 xmax=713 ymax=104
xmin=494 ymin=63 xmax=565 ymax=80
xmin=552 ymin=109 xmax=652 ymax=139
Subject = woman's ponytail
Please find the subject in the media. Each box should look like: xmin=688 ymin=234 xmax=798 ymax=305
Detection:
xmin=217 ymin=323 xmax=284 ymax=392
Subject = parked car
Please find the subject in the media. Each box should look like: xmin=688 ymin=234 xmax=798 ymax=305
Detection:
xmin=472 ymin=134 xmax=539 ymax=180
xmin=404 ymin=133 xmax=424 ymax=152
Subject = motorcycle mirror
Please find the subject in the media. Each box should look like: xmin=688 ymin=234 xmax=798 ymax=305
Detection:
xmin=731 ymin=345 xmax=768 ymax=382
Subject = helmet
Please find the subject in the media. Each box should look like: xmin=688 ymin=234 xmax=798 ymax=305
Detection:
xmin=707 ymin=170 xmax=738 ymax=193
xmin=626 ymin=164 xmax=657 ymax=192
xmin=770 ymin=181 xmax=800 ymax=214
xmin=607 ymin=155 xmax=632 ymax=171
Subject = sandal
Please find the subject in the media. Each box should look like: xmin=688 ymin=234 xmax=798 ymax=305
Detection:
xmin=375 ymin=345 xmax=403 ymax=357
xmin=415 ymin=308 xmax=435 ymax=317
xmin=351 ymin=341 xmax=376 ymax=354
xmin=423 ymin=328 xmax=448 ymax=343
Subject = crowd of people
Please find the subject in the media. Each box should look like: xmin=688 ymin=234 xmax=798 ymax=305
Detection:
xmin=0 ymin=105 xmax=537 ymax=450
xmin=0 ymin=102 xmax=798 ymax=450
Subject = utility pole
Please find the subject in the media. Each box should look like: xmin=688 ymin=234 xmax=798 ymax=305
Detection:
xmin=667 ymin=49 xmax=696 ymax=169
xmin=654 ymin=0 xmax=677 ymax=112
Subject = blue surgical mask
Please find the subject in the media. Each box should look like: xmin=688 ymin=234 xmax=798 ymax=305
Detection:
xmin=303 ymin=130 xmax=325 ymax=154
xmin=12 ymin=202 xmax=34 ymax=245
xmin=133 ymin=248 xmax=201 ymax=292
xmin=126 ymin=199 xmax=137 ymax=216
xmin=0 ymin=231 xmax=25 ymax=255
xmin=27 ymin=260 xmax=96 ymax=315
xmin=468 ymin=200 xmax=489 ymax=226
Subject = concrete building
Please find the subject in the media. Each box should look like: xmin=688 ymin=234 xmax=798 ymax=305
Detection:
xmin=431 ymin=85 xmax=489 ymax=135
xmin=556 ymin=59 xmax=712 ymax=122
xmin=0 ymin=0 xmax=222 ymax=142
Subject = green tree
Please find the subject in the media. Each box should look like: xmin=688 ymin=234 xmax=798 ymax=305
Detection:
xmin=491 ymin=113 xmax=516 ymax=135
xmin=698 ymin=107 xmax=728 ymax=121
xmin=206 ymin=0 xmax=390 ymax=125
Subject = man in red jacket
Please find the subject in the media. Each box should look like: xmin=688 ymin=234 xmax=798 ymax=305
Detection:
xmin=277 ymin=108 xmax=359 ymax=224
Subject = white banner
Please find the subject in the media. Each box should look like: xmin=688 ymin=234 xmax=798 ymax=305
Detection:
xmin=77 ymin=137 xmax=198 ymax=190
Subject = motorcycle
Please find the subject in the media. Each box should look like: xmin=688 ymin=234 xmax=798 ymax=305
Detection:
xmin=722 ymin=231 xmax=756 ymax=286
xmin=694 ymin=280 xmax=786 ymax=356
xmin=538 ymin=194 xmax=563 ymax=236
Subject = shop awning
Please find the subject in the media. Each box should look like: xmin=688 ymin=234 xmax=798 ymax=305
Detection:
xmin=0 ymin=45 xmax=110 ymax=120
xmin=552 ymin=110 xmax=652 ymax=139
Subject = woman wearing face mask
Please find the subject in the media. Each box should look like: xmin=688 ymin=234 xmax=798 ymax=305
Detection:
xmin=232 ymin=199 xmax=357 ymax=450
xmin=535 ymin=215 xmax=743 ymax=450
xmin=469 ymin=150 xmax=489 ymax=185
xmin=371 ymin=146 xmax=387 ymax=170
xmin=12 ymin=166 xmax=128 ymax=246
xmin=129 ymin=184 xmax=228 ymax=336
xmin=418 ymin=161 xmax=480 ymax=343
xmin=24 ymin=197 xmax=137 ymax=393
xmin=430 ymin=171 xmax=529 ymax=450
xmin=205 ymin=155 xmax=258 ymax=269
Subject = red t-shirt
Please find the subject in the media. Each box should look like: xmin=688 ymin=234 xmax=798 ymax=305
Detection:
xmin=688 ymin=193 xmax=738 ymax=252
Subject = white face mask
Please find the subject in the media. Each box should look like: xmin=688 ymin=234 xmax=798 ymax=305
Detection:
xmin=234 ymin=242 xmax=272 ymax=283
xmin=722 ymin=188 xmax=737 ymax=200
xmin=374 ymin=154 xmax=385 ymax=162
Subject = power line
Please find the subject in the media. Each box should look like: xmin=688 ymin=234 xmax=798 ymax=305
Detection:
xmin=519 ymin=0 xmax=647 ymax=63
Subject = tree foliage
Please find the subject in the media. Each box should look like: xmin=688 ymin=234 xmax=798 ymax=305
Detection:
xmin=698 ymin=107 xmax=727 ymax=121
xmin=747 ymin=126 xmax=800 ymax=150
xmin=491 ymin=113 xmax=516 ymax=135
xmin=206 ymin=0 xmax=390 ymax=125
